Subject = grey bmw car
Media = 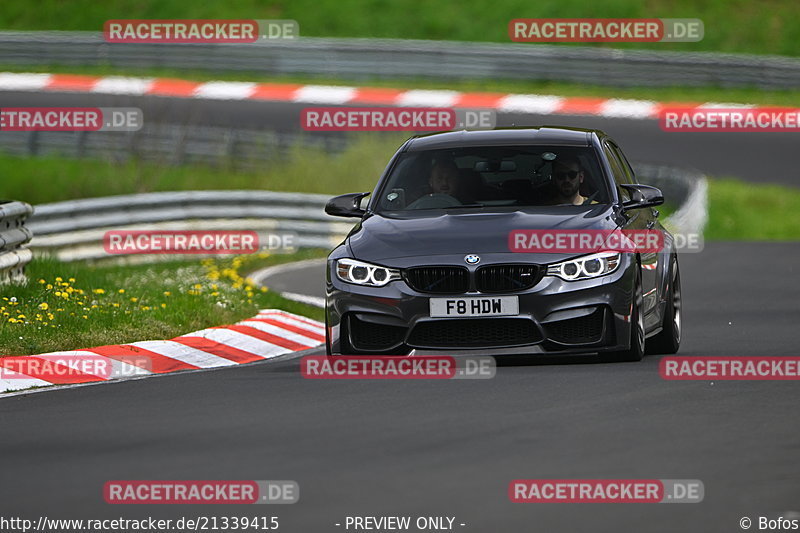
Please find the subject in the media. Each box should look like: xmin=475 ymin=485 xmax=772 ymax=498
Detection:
xmin=324 ymin=127 xmax=681 ymax=361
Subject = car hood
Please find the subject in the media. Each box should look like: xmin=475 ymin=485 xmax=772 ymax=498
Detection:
xmin=347 ymin=206 xmax=620 ymax=263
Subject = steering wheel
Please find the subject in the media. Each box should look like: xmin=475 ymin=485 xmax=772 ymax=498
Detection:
xmin=407 ymin=193 xmax=463 ymax=209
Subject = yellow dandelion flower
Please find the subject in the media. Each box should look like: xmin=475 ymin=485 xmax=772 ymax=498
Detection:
xmin=93 ymin=288 xmax=105 ymax=294
xmin=38 ymin=302 xmax=49 ymax=310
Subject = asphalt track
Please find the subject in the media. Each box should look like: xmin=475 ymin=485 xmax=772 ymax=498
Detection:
xmin=1 ymin=87 xmax=799 ymax=532
xmin=0 ymin=90 xmax=798 ymax=186
xmin=1 ymin=243 xmax=799 ymax=533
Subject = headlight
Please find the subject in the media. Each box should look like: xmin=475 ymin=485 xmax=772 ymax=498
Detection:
xmin=335 ymin=258 xmax=401 ymax=287
xmin=546 ymin=252 xmax=621 ymax=281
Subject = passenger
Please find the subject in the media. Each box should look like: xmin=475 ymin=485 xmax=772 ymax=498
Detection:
xmin=551 ymin=157 xmax=589 ymax=205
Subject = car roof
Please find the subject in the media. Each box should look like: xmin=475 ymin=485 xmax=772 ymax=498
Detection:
xmin=405 ymin=126 xmax=599 ymax=151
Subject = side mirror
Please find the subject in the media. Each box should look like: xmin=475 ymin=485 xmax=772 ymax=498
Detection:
xmin=325 ymin=192 xmax=370 ymax=218
xmin=620 ymin=184 xmax=664 ymax=210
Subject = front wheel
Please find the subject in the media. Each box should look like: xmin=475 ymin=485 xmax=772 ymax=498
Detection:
xmin=646 ymin=257 xmax=682 ymax=355
xmin=325 ymin=310 xmax=337 ymax=356
xmin=606 ymin=267 xmax=645 ymax=362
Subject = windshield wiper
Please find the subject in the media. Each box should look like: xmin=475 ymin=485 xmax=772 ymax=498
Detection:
xmin=442 ymin=203 xmax=486 ymax=209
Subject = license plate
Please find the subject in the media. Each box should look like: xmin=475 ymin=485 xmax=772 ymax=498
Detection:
xmin=429 ymin=296 xmax=519 ymax=318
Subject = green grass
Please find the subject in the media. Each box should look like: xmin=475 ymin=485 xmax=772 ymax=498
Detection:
xmin=0 ymin=249 xmax=327 ymax=356
xmin=3 ymin=64 xmax=800 ymax=107
xmin=0 ymin=135 xmax=404 ymax=204
xmin=705 ymin=177 xmax=800 ymax=240
xmin=2 ymin=0 xmax=800 ymax=56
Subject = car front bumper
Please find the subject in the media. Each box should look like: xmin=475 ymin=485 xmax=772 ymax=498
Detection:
xmin=326 ymin=252 xmax=638 ymax=355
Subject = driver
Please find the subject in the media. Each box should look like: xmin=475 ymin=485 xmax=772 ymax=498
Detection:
xmin=551 ymin=157 xmax=589 ymax=205
xmin=406 ymin=158 xmax=468 ymax=209
xmin=428 ymin=159 xmax=461 ymax=197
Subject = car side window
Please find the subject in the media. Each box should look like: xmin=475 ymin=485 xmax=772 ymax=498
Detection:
xmin=603 ymin=143 xmax=630 ymax=202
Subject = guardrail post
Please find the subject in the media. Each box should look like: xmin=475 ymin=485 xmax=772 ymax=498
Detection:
xmin=26 ymin=130 xmax=39 ymax=156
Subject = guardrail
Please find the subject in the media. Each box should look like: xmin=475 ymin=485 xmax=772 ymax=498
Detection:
xmin=0 ymin=201 xmax=34 ymax=284
xmin=27 ymin=163 xmax=707 ymax=262
xmin=0 ymin=123 xmax=349 ymax=170
xmin=27 ymin=191 xmax=354 ymax=261
xmin=1 ymin=31 xmax=799 ymax=89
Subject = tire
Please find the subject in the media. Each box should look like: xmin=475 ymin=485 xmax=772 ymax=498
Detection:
xmin=325 ymin=311 xmax=337 ymax=356
xmin=646 ymin=257 xmax=682 ymax=355
xmin=606 ymin=266 xmax=645 ymax=362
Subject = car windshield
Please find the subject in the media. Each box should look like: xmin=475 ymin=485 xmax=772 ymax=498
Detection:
xmin=374 ymin=145 xmax=611 ymax=213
